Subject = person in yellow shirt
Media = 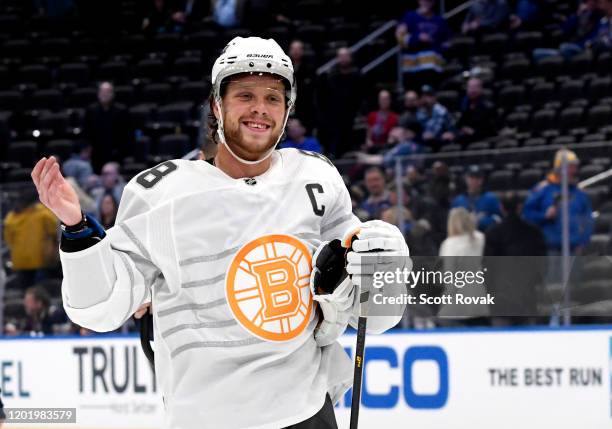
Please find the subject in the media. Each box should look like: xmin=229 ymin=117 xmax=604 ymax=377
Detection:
xmin=3 ymin=187 xmax=59 ymax=289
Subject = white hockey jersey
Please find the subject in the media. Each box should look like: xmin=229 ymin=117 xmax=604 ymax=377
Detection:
xmin=60 ymin=148 xmax=404 ymax=429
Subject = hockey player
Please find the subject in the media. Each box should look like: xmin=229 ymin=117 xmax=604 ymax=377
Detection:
xmin=31 ymin=37 xmax=410 ymax=429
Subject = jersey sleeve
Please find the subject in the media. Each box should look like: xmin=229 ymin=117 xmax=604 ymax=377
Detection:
xmin=60 ymin=181 xmax=160 ymax=332
xmin=320 ymin=169 xmax=360 ymax=242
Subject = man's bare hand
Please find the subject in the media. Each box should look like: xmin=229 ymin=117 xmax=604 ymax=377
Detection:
xmin=31 ymin=157 xmax=82 ymax=226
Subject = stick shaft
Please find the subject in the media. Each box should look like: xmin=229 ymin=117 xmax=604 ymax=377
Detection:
xmin=139 ymin=312 xmax=155 ymax=373
xmin=349 ymin=316 xmax=367 ymax=429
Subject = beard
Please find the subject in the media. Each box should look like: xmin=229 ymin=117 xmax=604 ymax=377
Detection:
xmin=222 ymin=113 xmax=283 ymax=162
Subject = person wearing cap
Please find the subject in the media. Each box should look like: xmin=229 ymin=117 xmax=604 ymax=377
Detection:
xmin=451 ymin=165 xmax=502 ymax=231
xmin=31 ymin=37 xmax=410 ymax=429
xmin=416 ymin=84 xmax=456 ymax=144
xmin=523 ymin=149 xmax=593 ymax=254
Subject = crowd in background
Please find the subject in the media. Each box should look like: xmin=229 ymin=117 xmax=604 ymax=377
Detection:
xmin=2 ymin=0 xmax=612 ymax=335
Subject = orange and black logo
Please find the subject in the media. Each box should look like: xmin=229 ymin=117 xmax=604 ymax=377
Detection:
xmin=226 ymin=234 xmax=313 ymax=341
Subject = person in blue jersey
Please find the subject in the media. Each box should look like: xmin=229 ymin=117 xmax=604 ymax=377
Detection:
xmin=451 ymin=165 xmax=501 ymax=231
xmin=523 ymin=149 xmax=593 ymax=255
xmin=452 ymin=165 xmax=502 ymax=232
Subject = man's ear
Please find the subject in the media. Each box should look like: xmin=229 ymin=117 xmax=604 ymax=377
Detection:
xmin=211 ymin=98 xmax=220 ymax=120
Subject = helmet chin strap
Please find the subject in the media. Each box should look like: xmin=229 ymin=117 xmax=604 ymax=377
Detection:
xmin=214 ymin=98 xmax=292 ymax=166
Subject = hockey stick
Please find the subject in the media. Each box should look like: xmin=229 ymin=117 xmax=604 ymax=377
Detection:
xmin=349 ymin=288 xmax=370 ymax=429
xmin=139 ymin=310 xmax=155 ymax=373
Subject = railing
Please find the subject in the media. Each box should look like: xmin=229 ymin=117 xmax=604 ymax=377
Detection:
xmin=360 ymin=0 xmax=477 ymax=91
xmin=579 ymin=167 xmax=612 ymax=189
xmin=316 ymin=19 xmax=399 ymax=76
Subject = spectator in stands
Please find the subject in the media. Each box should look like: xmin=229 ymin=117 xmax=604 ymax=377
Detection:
xmin=142 ymin=0 xmax=174 ymax=35
xmin=462 ymin=0 xmax=511 ymax=35
xmin=366 ymin=89 xmax=399 ymax=150
xmin=456 ymin=77 xmax=497 ymax=143
xmin=395 ymin=0 xmax=451 ymax=88
xmin=99 ymin=193 xmax=119 ymax=229
xmin=417 ymin=85 xmax=456 ymax=145
xmin=170 ymin=0 xmax=205 ymax=32
xmin=382 ymin=126 xmax=423 ymax=170
xmin=533 ymin=0 xmax=602 ymax=60
xmin=405 ymin=218 xmax=439 ymax=257
xmin=210 ymin=0 xmax=246 ymax=28
xmin=279 ymin=118 xmax=322 ymax=153
xmin=427 ymin=161 xmax=455 ymax=204
xmin=590 ymin=0 xmax=612 ymax=55
xmin=438 ymin=207 xmax=489 ymax=325
xmin=317 ymin=47 xmax=363 ymax=158
xmin=440 ymin=207 xmax=485 ymax=255
xmin=510 ymin=0 xmax=550 ymax=30
xmin=380 ymin=203 xmax=413 ymax=233
xmin=386 ymin=181 xmax=440 ymax=237
xmin=523 ymin=149 xmax=594 ymax=255
xmin=360 ymin=167 xmax=392 ymax=219
xmin=406 ymin=164 xmax=428 ymax=196
xmin=383 ymin=182 xmax=414 ymax=230
xmin=21 ymin=286 xmax=68 ymax=336
xmin=424 ymin=161 xmax=455 ymax=243
xmin=289 ymin=40 xmax=316 ymax=132
xmin=398 ymin=90 xmax=421 ymax=133
xmin=452 ymin=165 xmax=502 ymax=231
xmin=484 ymin=192 xmax=547 ymax=325
xmin=4 ymin=187 xmax=58 ymax=290
xmin=62 ymin=141 xmax=94 ymax=189
xmin=84 ymin=82 xmax=130 ymax=173
xmin=90 ymin=162 xmax=126 ymax=208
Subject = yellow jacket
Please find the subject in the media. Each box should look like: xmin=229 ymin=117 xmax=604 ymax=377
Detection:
xmin=4 ymin=203 xmax=59 ymax=270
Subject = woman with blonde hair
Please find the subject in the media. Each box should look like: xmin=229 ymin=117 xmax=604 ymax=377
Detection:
xmin=442 ymin=207 xmax=484 ymax=256
xmin=438 ymin=207 xmax=489 ymax=325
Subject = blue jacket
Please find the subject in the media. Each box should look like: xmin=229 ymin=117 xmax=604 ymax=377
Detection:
xmin=452 ymin=191 xmax=502 ymax=231
xmin=522 ymin=180 xmax=593 ymax=249
xmin=279 ymin=137 xmax=323 ymax=153
xmin=401 ymin=10 xmax=451 ymax=54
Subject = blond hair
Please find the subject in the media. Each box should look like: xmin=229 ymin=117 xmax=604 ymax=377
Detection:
xmin=447 ymin=207 xmax=476 ymax=238
xmin=381 ymin=206 xmax=413 ymax=226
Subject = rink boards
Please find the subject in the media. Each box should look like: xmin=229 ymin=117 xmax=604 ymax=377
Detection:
xmin=1 ymin=326 xmax=611 ymax=429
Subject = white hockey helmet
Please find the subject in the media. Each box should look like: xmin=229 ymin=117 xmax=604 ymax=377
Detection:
xmin=211 ymin=37 xmax=296 ymax=164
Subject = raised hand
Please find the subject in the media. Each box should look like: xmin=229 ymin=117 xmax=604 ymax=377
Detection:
xmin=31 ymin=157 xmax=82 ymax=226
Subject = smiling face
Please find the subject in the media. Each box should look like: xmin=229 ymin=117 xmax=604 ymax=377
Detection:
xmin=215 ymin=74 xmax=287 ymax=162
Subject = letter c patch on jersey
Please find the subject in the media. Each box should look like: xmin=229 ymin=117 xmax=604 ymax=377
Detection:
xmin=226 ymin=234 xmax=313 ymax=342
